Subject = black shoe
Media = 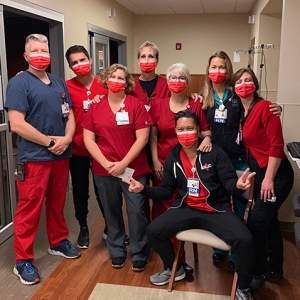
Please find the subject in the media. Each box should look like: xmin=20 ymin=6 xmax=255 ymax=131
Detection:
xmin=132 ymin=260 xmax=147 ymax=272
xmin=124 ymin=235 xmax=130 ymax=245
xmin=212 ymin=253 xmax=227 ymax=262
xmin=235 ymin=287 xmax=253 ymax=300
xmin=77 ymin=227 xmax=89 ymax=249
xmin=112 ymin=257 xmax=125 ymax=268
xmin=249 ymin=274 xmax=270 ymax=293
xmin=228 ymin=260 xmax=235 ymax=271
xmin=181 ymin=262 xmax=194 ymax=276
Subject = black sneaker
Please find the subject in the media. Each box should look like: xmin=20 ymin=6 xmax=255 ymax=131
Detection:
xmin=235 ymin=287 xmax=253 ymax=300
xmin=132 ymin=260 xmax=147 ymax=272
xmin=13 ymin=260 xmax=40 ymax=285
xmin=181 ymin=262 xmax=194 ymax=276
xmin=78 ymin=227 xmax=89 ymax=249
xmin=112 ymin=257 xmax=125 ymax=268
xmin=48 ymin=239 xmax=81 ymax=258
xmin=212 ymin=253 xmax=227 ymax=262
xmin=124 ymin=235 xmax=130 ymax=245
xmin=249 ymin=274 xmax=270 ymax=293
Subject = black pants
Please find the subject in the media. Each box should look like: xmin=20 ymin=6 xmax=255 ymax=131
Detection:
xmin=247 ymin=158 xmax=294 ymax=275
xmin=69 ymin=154 xmax=106 ymax=228
xmin=146 ymin=204 xmax=254 ymax=289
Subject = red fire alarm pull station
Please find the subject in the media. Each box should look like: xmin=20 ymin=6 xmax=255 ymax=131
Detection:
xmin=176 ymin=43 xmax=182 ymax=50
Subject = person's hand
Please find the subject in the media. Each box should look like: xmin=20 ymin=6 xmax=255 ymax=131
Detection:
xmin=153 ymin=160 xmax=164 ymax=180
xmin=269 ymin=102 xmax=282 ymax=116
xmin=92 ymin=94 xmax=105 ymax=103
xmin=122 ymin=175 xmax=144 ymax=193
xmin=103 ymin=160 xmax=115 ymax=172
xmin=236 ymin=168 xmax=256 ymax=190
xmin=108 ymin=161 xmax=126 ymax=177
xmin=260 ymin=177 xmax=275 ymax=202
xmin=197 ymin=136 xmax=212 ymax=152
xmin=48 ymin=136 xmax=70 ymax=155
xmin=190 ymin=93 xmax=203 ymax=103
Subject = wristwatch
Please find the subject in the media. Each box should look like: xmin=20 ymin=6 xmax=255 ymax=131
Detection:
xmin=47 ymin=138 xmax=55 ymax=148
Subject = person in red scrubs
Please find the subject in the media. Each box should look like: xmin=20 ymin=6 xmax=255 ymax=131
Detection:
xmin=83 ymin=63 xmax=152 ymax=272
xmin=149 ymin=62 xmax=212 ymax=275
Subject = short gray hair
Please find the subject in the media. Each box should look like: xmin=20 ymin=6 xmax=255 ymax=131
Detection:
xmin=25 ymin=34 xmax=49 ymax=51
xmin=166 ymin=63 xmax=191 ymax=85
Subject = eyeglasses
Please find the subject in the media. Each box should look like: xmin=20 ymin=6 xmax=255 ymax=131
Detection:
xmin=169 ymin=76 xmax=187 ymax=82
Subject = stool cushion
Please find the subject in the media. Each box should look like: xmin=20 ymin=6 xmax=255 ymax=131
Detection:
xmin=176 ymin=229 xmax=231 ymax=251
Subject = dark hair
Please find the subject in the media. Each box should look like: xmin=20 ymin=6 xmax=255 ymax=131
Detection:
xmin=174 ymin=110 xmax=199 ymax=127
xmin=65 ymin=45 xmax=90 ymax=65
xmin=232 ymin=68 xmax=263 ymax=110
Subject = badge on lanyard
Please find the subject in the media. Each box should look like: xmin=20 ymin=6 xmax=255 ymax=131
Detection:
xmin=214 ymin=100 xmax=227 ymax=123
xmin=83 ymin=91 xmax=92 ymax=112
xmin=187 ymin=178 xmax=200 ymax=197
xmin=61 ymin=93 xmax=70 ymax=118
xmin=116 ymin=103 xmax=129 ymax=125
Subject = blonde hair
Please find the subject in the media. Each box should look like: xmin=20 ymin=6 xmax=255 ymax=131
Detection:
xmin=201 ymin=51 xmax=233 ymax=110
xmin=99 ymin=63 xmax=135 ymax=94
xmin=137 ymin=41 xmax=159 ymax=60
xmin=166 ymin=63 xmax=191 ymax=85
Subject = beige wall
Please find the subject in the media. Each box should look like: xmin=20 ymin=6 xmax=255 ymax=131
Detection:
xmin=27 ymin=0 xmax=135 ymax=78
xmin=133 ymin=14 xmax=251 ymax=76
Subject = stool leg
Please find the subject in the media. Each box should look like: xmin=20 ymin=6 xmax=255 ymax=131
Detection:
xmin=193 ymin=243 xmax=198 ymax=262
xmin=168 ymin=241 xmax=182 ymax=292
xmin=230 ymin=272 xmax=238 ymax=300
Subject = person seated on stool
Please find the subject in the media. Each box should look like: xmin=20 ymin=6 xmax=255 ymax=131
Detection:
xmin=123 ymin=109 xmax=255 ymax=300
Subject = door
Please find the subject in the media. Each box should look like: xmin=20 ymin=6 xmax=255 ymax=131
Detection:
xmin=91 ymin=34 xmax=109 ymax=76
xmin=0 ymin=5 xmax=16 ymax=244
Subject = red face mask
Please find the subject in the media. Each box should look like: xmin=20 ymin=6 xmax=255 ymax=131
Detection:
xmin=28 ymin=54 xmax=50 ymax=70
xmin=107 ymin=79 xmax=126 ymax=94
xmin=235 ymin=82 xmax=256 ymax=99
xmin=208 ymin=69 xmax=227 ymax=84
xmin=72 ymin=62 xmax=91 ymax=77
xmin=168 ymin=81 xmax=187 ymax=94
xmin=139 ymin=61 xmax=157 ymax=73
xmin=177 ymin=131 xmax=198 ymax=148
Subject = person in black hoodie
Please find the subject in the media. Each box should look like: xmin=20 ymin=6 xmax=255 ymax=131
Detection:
xmin=123 ymin=110 xmax=255 ymax=300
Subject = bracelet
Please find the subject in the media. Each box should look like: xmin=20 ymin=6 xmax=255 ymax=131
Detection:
xmin=203 ymin=135 xmax=212 ymax=140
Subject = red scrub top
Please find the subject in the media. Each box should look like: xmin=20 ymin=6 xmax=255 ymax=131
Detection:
xmin=150 ymin=97 xmax=210 ymax=164
xmin=66 ymin=76 xmax=108 ymax=156
xmin=83 ymin=94 xmax=153 ymax=178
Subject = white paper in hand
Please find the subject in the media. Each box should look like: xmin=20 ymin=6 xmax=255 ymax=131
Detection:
xmin=117 ymin=167 xmax=135 ymax=180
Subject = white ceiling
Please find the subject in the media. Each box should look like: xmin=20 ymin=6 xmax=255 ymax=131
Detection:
xmin=114 ymin=0 xmax=257 ymax=15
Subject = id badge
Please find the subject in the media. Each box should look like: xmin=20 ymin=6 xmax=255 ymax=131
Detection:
xmin=116 ymin=111 xmax=129 ymax=125
xmin=235 ymin=129 xmax=242 ymax=145
xmin=187 ymin=178 xmax=200 ymax=197
xmin=83 ymin=100 xmax=91 ymax=112
xmin=214 ymin=108 xmax=227 ymax=124
xmin=61 ymin=102 xmax=70 ymax=118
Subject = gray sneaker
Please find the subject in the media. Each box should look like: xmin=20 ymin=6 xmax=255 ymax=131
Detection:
xmin=150 ymin=264 xmax=186 ymax=286
xmin=235 ymin=288 xmax=253 ymax=300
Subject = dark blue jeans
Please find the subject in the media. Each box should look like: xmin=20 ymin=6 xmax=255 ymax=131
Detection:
xmin=247 ymin=158 xmax=294 ymax=275
xmin=69 ymin=154 xmax=106 ymax=228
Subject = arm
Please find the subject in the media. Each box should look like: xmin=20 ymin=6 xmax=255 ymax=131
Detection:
xmin=108 ymin=127 xmax=150 ymax=177
xmin=83 ymin=128 xmax=115 ymax=171
xmin=198 ymin=129 xmax=212 ymax=152
xmin=49 ymin=108 xmax=75 ymax=154
xmin=8 ymin=109 xmax=50 ymax=146
xmin=260 ymin=157 xmax=281 ymax=201
xmin=150 ymin=125 xmax=164 ymax=180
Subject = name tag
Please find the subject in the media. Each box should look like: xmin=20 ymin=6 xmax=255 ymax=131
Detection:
xmin=83 ymin=100 xmax=91 ymax=112
xmin=61 ymin=102 xmax=70 ymax=118
xmin=116 ymin=111 xmax=129 ymax=125
xmin=214 ymin=108 xmax=227 ymax=124
xmin=187 ymin=178 xmax=200 ymax=197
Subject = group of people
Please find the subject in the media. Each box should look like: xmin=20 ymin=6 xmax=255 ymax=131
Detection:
xmin=5 ymin=33 xmax=294 ymax=300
